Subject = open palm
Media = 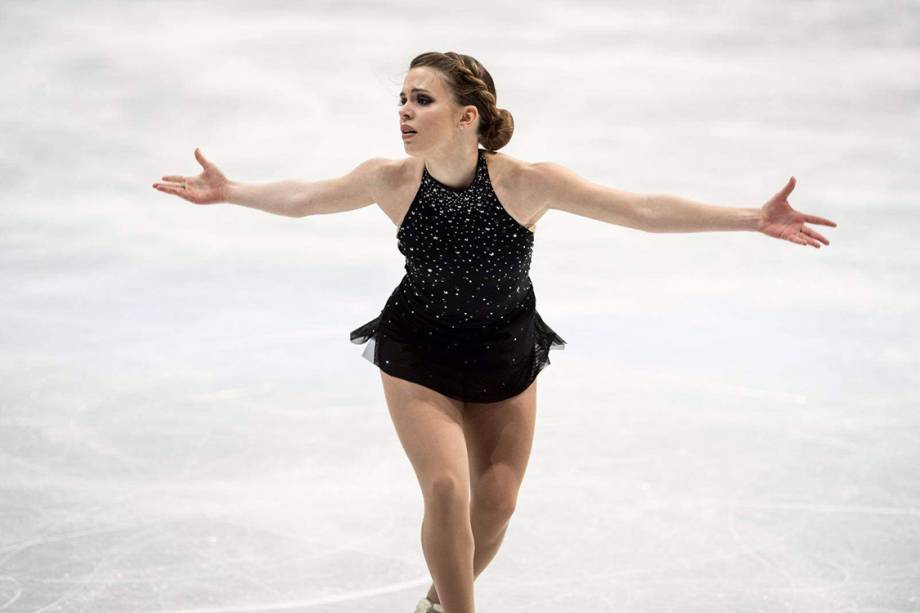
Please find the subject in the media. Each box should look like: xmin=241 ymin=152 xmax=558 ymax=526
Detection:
xmin=152 ymin=148 xmax=229 ymax=205
xmin=758 ymin=176 xmax=837 ymax=248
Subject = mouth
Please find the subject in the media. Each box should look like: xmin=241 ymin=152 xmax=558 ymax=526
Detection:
xmin=401 ymin=131 xmax=416 ymax=141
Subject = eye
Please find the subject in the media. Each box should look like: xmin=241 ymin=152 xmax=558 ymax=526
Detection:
xmin=397 ymin=95 xmax=432 ymax=106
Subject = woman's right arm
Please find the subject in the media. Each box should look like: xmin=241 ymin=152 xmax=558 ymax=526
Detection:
xmin=154 ymin=148 xmax=389 ymax=218
xmin=227 ymin=157 xmax=388 ymax=218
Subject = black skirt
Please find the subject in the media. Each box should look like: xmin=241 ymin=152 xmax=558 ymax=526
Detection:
xmin=350 ymin=279 xmax=565 ymax=403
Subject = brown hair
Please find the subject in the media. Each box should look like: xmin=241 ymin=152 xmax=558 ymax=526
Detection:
xmin=408 ymin=51 xmax=514 ymax=152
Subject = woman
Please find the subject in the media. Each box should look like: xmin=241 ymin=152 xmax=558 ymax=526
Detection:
xmin=153 ymin=51 xmax=836 ymax=613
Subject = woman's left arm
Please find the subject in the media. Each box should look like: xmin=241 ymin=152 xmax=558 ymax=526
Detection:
xmin=645 ymin=176 xmax=837 ymax=248
xmin=531 ymin=162 xmax=837 ymax=249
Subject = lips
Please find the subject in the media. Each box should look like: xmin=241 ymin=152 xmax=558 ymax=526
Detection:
xmin=401 ymin=125 xmax=417 ymax=134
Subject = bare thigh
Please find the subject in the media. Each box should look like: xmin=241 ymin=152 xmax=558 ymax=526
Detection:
xmin=463 ymin=377 xmax=537 ymax=509
xmin=380 ymin=370 xmax=471 ymax=500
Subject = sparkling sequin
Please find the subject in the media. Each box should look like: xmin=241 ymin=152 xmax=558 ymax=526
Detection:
xmin=349 ymin=148 xmax=565 ymax=403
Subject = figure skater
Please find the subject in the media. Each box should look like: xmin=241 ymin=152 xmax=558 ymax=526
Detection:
xmin=153 ymin=51 xmax=837 ymax=613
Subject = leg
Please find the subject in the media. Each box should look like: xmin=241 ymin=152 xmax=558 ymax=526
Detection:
xmin=426 ymin=377 xmax=538 ymax=605
xmin=380 ymin=370 xmax=475 ymax=613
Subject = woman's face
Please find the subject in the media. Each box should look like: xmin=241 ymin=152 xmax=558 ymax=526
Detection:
xmin=398 ymin=67 xmax=476 ymax=155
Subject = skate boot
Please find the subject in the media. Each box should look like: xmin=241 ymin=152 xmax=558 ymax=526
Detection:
xmin=414 ymin=597 xmax=445 ymax=613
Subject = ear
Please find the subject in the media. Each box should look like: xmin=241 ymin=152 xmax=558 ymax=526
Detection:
xmin=458 ymin=104 xmax=479 ymax=130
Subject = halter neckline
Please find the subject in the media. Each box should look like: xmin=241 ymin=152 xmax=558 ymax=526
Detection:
xmin=423 ymin=149 xmax=484 ymax=194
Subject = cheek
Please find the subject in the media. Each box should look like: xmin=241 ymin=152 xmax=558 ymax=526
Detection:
xmin=431 ymin=115 xmax=453 ymax=130
xmin=416 ymin=109 xmax=449 ymax=131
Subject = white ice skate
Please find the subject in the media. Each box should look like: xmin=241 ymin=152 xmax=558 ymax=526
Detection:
xmin=414 ymin=597 xmax=444 ymax=613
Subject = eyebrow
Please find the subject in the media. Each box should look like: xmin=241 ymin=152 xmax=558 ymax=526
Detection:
xmin=399 ymin=88 xmax=432 ymax=95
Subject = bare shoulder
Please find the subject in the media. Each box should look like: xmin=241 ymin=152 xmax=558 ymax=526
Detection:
xmin=382 ymin=155 xmax=422 ymax=187
xmin=483 ymin=151 xmax=546 ymax=231
xmin=514 ymin=158 xmax=576 ymax=206
xmin=329 ymin=156 xmax=395 ymax=206
xmin=483 ymin=150 xmax=532 ymax=181
xmin=374 ymin=156 xmax=425 ymax=227
xmin=514 ymin=158 xmax=650 ymax=230
xmin=518 ymin=157 xmax=612 ymax=211
xmin=353 ymin=155 xmax=413 ymax=206
xmin=361 ymin=156 xmax=404 ymax=196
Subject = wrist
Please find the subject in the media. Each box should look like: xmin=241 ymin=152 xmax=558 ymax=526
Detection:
xmin=746 ymin=207 xmax=763 ymax=232
xmin=223 ymin=180 xmax=242 ymax=205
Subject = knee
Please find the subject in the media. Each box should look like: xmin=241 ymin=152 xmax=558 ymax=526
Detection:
xmin=473 ymin=490 xmax=517 ymax=525
xmin=423 ymin=474 xmax=469 ymax=510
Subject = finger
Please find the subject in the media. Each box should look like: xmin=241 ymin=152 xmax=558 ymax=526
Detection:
xmin=798 ymin=232 xmax=820 ymax=248
xmin=162 ymin=175 xmax=186 ymax=182
xmin=803 ymin=213 xmax=836 ymax=227
xmin=777 ymin=176 xmax=796 ymax=199
xmin=801 ymin=226 xmax=829 ymax=246
xmin=153 ymin=181 xmax=186 ymax=189
xmin=153 ymin=184 xmax=189 ymax=198
xmin=194 ymin=147 xmax=211 ymax=169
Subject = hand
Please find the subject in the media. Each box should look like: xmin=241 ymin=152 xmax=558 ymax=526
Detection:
xmin=757 ymin=176 xmax=837 ymax=248
xmin=152 ymin=148 xmax=229 ymax=204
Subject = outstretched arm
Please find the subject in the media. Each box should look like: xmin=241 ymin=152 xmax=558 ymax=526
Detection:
xmin=642 ymin=193 xmax=761 ymax=233
xmin=528 ymin=162 xmax=653 ymax=231
xmin=153 ymin=148 xmax=387 ymax=218
xmin=531 ymin=163 xmax=837 ymax=248
xmin=644 ymin=177 xmax=837 ymax=249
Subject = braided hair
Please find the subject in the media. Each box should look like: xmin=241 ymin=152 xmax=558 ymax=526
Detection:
xmin=408 ymin=51 xmax=514 ymax=152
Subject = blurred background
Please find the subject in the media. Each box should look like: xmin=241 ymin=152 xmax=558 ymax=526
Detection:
xmin=1 ymin=0 xmax=917 ymax=611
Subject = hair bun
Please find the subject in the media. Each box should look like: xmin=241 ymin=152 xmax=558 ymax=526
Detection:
xmin=480 ymin=107 xmax=514 ymax=151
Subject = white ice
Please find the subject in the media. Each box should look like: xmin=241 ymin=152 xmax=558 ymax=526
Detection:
xmin=1 ymin=1 xmax=918 ymax=611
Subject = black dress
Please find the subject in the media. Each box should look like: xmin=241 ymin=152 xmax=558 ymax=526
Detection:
xmin=349 ymin=148 xmax=566 ymax=403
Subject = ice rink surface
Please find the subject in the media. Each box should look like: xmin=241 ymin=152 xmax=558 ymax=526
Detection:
xmin=1 ymin=0 xmax=918 ymax=611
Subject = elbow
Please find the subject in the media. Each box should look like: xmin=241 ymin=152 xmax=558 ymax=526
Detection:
xmin=291 ymin=193 xmax=313 ymax=218
xmin=637 ymin=193 xmax=659 ymax=233
xmin=294 ymin=201 xmax=311 ymax=218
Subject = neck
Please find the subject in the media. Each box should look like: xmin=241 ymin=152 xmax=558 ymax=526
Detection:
xmin=423 ymin=148 xmax=479 ymax=190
